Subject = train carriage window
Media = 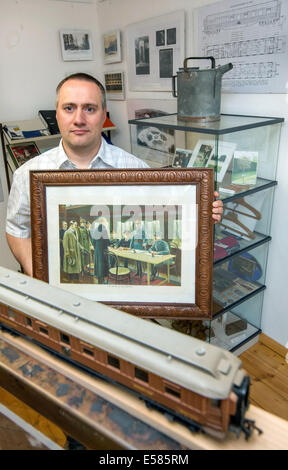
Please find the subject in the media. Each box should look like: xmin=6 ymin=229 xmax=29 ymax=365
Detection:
xmin=26 ymin=317 xmax=32 ymax=327
xmin=164 ymin=381 xmax=181 ymax=400
xmin=39 ymin=327 xmax=49 ymax=336
xmin=8 ymin=308 xmax=15 ymax=320
xmin=134 ymin=367 xmax=149 ymax=383
xmin=107 ymin=355 xmax=120 ymax=369
xmin=211 ymin=399 xmax=221 ymax=408
xmin=83 ymin=347 xmax=94 ymax=358
xmin=60 ymin=333 xmax=70 ymax=345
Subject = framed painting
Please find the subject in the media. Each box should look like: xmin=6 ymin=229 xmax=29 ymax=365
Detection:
xmin=30 ymin=168 xmax=214 ymax=319
xmin=103 ymin=30 xmax=121 ymax=64
xmin=7 ymin=141 xmax=40 ymax=171
xmin=59 ymin=29 xmax=93 ymax=61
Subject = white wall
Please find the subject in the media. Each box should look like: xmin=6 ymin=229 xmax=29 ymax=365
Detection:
xmin=0 ymin=0 xmax=287 ymax=345
xmin=0 ymin=0 xmax=101 ymax=270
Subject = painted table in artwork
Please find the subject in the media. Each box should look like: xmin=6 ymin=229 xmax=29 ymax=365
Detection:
xmin=109 ymin=247 xmax=175 ymax=285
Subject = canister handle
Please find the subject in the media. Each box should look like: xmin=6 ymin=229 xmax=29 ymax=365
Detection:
xmin=183 ymin=56 xmax=216 ymax=72
xmin=172 ymin=75 xmax=177 ymax=97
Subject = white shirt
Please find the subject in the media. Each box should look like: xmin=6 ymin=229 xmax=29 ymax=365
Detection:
xmin=6 ymin=137 xmax=149 ymax=238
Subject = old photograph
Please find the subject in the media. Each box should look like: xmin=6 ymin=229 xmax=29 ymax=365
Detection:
xmin=135 ymin=36 xmax=150 ymax=75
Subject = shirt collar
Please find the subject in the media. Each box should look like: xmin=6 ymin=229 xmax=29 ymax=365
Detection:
xmin=58 ymin=137 xmax=113 ymax=170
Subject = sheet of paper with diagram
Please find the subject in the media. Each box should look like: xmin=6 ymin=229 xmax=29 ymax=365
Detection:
xmin=194 ymin=0 xmax=288 ymax=93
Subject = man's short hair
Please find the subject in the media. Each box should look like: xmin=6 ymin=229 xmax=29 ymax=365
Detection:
xmin=56 ymin=73 xmax=106 ymax=109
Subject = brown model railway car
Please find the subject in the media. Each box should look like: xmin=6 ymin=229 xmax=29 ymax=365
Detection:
xmin=0 ymin=267 xmax=260 ymax=439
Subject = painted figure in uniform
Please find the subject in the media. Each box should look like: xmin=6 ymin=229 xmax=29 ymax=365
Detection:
xmin=62 ymin=220 xmax=82 ymax=280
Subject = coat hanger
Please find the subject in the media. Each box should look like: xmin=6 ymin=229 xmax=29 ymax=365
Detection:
xmin=220 ymin=211 xmax=256 ymax=239
xmin=227 ymin=197 xmax=261 ymax=220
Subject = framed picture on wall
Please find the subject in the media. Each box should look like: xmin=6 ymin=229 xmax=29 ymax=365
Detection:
xmin=30 ymin=168 xmax=214 ymax=319
xmin=7 ymin=142 xmax=40 ymax=171
xmin=104 ymin=71 xmax=125 ymax=100
xmin=126 ymin=10 xmax=185 ymax=91
xmin=103 ymin=30 xmax=122 ymax=64
xmin=59 ymin=29 xmax=93 ymax=61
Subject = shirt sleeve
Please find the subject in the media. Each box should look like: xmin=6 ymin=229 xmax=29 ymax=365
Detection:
xmin=6 ymin=168 xmax=31 ymax=238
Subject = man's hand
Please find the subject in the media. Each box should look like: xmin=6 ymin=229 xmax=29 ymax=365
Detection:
xmin=212 ymin=191 xmax=223 ymax=223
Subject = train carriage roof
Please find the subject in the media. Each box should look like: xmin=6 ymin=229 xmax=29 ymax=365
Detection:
xmin=0 ymin=267 xmax=243 ymax=400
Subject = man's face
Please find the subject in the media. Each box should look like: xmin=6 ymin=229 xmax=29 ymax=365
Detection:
xmin=56 ymin=79 xmax=107 ymax=153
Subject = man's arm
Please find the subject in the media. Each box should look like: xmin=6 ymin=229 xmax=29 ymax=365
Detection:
xmin=6 ymin=233 xmax=32 ymax=276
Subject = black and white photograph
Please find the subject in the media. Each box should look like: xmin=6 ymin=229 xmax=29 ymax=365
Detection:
xmin=135 ymin=36 xmax=150 ymax=75
xmin=159 ymin=48 xmax=173 ymax=78
xmin=156 ymin=29 xmax=165 ymax=46
xmin=167 ymin=27 xmax=176 ymax=45
xmin=59 ymin=29 xmax=93 ymax=61
xmin=126 ymin=10 xmax=185 ymax=90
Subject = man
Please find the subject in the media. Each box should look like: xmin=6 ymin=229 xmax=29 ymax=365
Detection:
xmin=130 ymin=219 xmax=148 ymax=278
xmin=62 ymin=220 xmax=82 ymax=281
xmin=78 ymin=218 xmax=90 ymax=274
xmin=6 ymin=73 xmax=223 ymax=275
xmin=148 ymin=231 xmax=170 ymax=281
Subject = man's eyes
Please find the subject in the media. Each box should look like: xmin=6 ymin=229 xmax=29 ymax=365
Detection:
xmin=63 ymin=106 xmax=96 ymax=113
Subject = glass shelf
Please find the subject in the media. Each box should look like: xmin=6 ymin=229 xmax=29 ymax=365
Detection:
xmin=214 ymin=231 xmax=271 ymax=265
xmin=128 ymin=113 xmax=283 ymax=353
xmin=128 ymin=113 xmax=284 ymax=135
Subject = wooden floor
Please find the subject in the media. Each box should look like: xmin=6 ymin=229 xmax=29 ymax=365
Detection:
xmin=240 ymin=333 xmax=288 ymax=422
xmin=0 ymin=332 xmax=287 ymax=449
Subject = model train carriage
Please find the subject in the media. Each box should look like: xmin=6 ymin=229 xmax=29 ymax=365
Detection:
xmin=0 ymin=267 xmax=253 ymax=439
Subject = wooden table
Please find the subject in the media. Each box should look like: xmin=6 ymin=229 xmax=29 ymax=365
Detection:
xmin=109 ymin=247 xmax=175 ymax=285
xmin=0 ymin=329 xmax=287 ymax=451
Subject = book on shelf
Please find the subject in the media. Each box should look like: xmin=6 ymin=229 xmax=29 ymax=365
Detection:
xmin=3 ymin=124 xmax=50 ymax=142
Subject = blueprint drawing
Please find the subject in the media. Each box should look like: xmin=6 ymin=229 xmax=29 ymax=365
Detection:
xmin=195 ymin=0 xmax=288 ymax=93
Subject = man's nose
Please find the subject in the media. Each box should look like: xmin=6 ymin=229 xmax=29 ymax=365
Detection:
xmin=73 ymin=107 xmax=85 ymax=125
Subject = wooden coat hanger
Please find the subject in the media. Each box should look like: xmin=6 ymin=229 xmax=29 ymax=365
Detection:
xmin=220 ymin=211 xmax=256 ymax=239
xmin=228 ymin=197 xmax=261 ymax=220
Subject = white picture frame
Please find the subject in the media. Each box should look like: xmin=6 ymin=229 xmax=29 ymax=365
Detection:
xmin=188 ymin=139 xmax=215 ymax=168
xmin=104 ymin=71 xmax=125 ymax=100
xmin=126 ymin=10 xmax=185 ymax=91
xmin=188 ymin=139 xmax=236 ymax=183
xmin=59 ymin=29 xmax=93 ymax=61
xmin=103 ymin=30 xmax=122 ymax=64
xmin=207 ymin=141 xmax=237 ymax=183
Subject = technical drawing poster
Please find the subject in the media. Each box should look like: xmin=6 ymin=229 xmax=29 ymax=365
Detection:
xmin=194 ymin=0 xmax=288 ymax=93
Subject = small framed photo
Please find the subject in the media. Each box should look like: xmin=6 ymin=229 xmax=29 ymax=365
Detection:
xmin=232 ymin=151 xmax=258 ymax=185
xmin=31 ymin=168 xmax=214 ymax=319
xmin=188 ymin=140 xmax=215 ymax=168
xmin=172 ymin=148 xmax=193 ymax=168
xmin=104 ymin=71 xmax=125 ymax=100
xmin=7 ymin=142 xmax=40 ymax=171
xmin=59 ymin=29 xmax=93 ymax=61
xmin=103 ymin=30 xmax=122 ymax=64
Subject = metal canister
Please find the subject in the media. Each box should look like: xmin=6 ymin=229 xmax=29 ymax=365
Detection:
xmin=172 ymin=57 xmax=233 ymax=122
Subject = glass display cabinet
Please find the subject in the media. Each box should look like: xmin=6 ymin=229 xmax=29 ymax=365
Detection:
xmin=128 ymin=113 xmax=284 ymax=353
